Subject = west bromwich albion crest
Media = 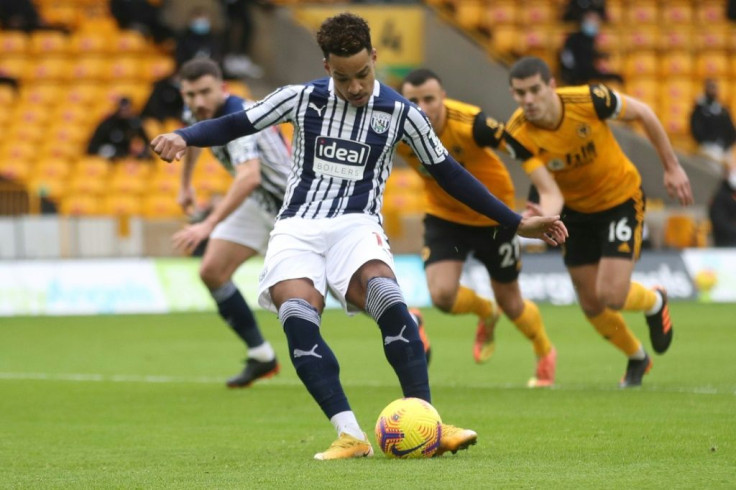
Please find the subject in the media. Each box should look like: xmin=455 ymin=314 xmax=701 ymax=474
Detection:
xmin=371 ymin=112 xmax=391 ymax=134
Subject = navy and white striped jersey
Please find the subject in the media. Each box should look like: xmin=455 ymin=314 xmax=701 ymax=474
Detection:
xmin=183 ymin=95 xmax=292 ymax=214
xmin=241 ymin=77 xmax=448 ymax=222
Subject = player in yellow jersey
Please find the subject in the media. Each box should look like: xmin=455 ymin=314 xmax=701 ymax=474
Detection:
xmin=398 ymin=69 xmax=563 ymax=387
xmin=506 ymin=57 xmax=693 ymax=387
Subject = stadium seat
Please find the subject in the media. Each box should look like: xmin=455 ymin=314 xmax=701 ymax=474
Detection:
xmin=143 ymin=56 xmax=176 ymax=82
xmin=31 ymin=159 xmax=72 ymax=181
xmin=626 ymin=1 xmax=658 ymax=24
xmin=695 ymin=25 xmax=730 ymax=51
xmin=147 ymin=174 xmax=179 ymax=196
xmin=0 ymin=56 xmax=28 ymax=80
xmin=37 ymin=140 xmax=84 ymax=161
xmin=7 ymin=124 xmax=46 ymax=145
xmin=38 ymin=5 xmax=81 ymax=29
xmin=660 ymin=103 xmax=690 ymax=136
xmin=660 ymin=27 xmax=692 ymax=51
xmin=109 ymin=172 xmax=147 ymax=195
xmin=29 ymin=31 xmax=69 ymax=56
xmin=48 ymin=122 xmax=91 ymax=146
xmin=112 ymin=31 xmax=148 ymax=55
xmin=0 ymin=31 xmax=29 ymax=55
xmin=625 ymin=77 xmax=658 ymax=109
xmin=595 ymin=28 xmax=620 ymax=54
xmin=69 ymin=31 xmax=110 ymax=54
xmin=605 ymin=0 xmax=623 ymax=24
xmin=67 ymin=174 xmax=108 ymax=197
xmin=106 ymin=57 xmax=141 ymax=81
xmin=385 ymin=167 xmax=424 ymax=194
xmin=62 ymin=82 xmax=105 ymax=107
xmin=19 ymin=83 xmax=64 ymax=108
xmin=661 ymin=2 xmax=693 ymax=24
xmin=695 ymin=51 xmax=729 ymax=79
xmin=59 ymin=193 xmax=101 ymax=216
xmin=520 ymin=1 xmax=554 ymax=26
xmin=660 ymin=78 xmax=695 ymax=109
xmin=12 ymin=104 xmax=52 ymax=127
xmin=27 ymin=176 xmax=67 ymax=201
xmin=101 ymin=193 xmax=143 ymax=216
xmin=659 ymin=51 xmax=693 ymax=78
xmin=454 ymin=0 xmax=485 ymax=32
xmin=226 ymin=80 xmax=252 ymax=100
xmin=26 ymin=57 xmax=70 ymax=82
xmin=141 ymin=194 xmax=184 ymax=218
xmin=489 ymin=25 xmax=523 ymax=57
xmin=104 ymin=83 xmax=151 ymax=112
xmin=697 ymin=1 xmax=726 ymax=24
xmin=485 ymin=1 xmax=517 ymax=26
xmin=0 ymin=159 xmax=32 ymax=183
xmin=663 ymin=214 xmax=696 ymax=248
xmin=623 ymin=26 xmax=660 ymax=51
xmin=624 ymin=51 xmax=658 ymax=79
xmin=69 ymin=57 xmax=109 ymax=81
xmin=0 ymin=85 xmax=16 ymax=106
xmin=73 ymin=156 xmax=111 ymax=178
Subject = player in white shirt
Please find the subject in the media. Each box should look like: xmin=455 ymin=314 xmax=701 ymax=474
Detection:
xmin=152 ymin=13 xmax=567 ymax=460
xmin=172 ymin=58 xmax=291 ymax=389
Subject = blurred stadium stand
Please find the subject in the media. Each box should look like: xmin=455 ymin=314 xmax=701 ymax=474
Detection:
xmin=0 ymin=0 xmax=728 ymax=258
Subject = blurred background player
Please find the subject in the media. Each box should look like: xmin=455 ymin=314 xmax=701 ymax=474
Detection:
xmin=689 ymin=79 xmax=736 ymax=170
xmin=173 ymin=57 xmax=291 ymax=388
xmin=151 ymin=13 xmax=567 ymax=460
xmin=506 ymin=57 xmax=693 ymax=387
xmin=398 ymin=68 xmax=559 ymax=387
xmin=87 ymin=96 xmax=150 ymax=160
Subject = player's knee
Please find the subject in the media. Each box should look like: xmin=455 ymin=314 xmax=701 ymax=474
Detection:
xmin=429 ymin=288 xmax=455 ymax=312
xmin=597 ymin=287 xmax=626 ymax=311
xmin=199 ymin=262 xmax=228 ymax=289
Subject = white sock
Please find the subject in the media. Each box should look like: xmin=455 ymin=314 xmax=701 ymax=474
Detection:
xmin=628 ymin=345 xmax=646 ymax=360
xmin=247 ymin=341 xmax=275 ymax=362
xmin=645 ymin=290 xmax=663 ymax=316
xmin=330 ymin=411 xmax=364 ymax=440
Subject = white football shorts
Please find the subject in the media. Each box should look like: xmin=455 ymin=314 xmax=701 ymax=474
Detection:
xmin=257 ymin=213 xmax=395 ymax=314
xmin=210 ymin=196 xmax=276 ymax=255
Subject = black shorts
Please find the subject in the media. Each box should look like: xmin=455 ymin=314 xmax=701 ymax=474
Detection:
xmin=562 ymin=189 xmax=646 ymax=267
xmin=422 ymin=214 xmax=521 ymax=283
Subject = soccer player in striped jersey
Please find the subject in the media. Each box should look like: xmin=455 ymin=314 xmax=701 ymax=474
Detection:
xmin=399 ymin=68 xmax=559 ymax=387
xmin=171 ymin=58 xmax=291 ymax=389
xmin=152 ymin=14 xmax=567 ymax=460
xmin=505 ymin=57 xmax=693 ymax=387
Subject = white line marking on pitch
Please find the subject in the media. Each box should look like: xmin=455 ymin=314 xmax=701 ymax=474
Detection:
xmin=0 ymin=372 xmax=732 ymax=395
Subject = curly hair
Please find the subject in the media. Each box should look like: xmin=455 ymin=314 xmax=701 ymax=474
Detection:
xmin=316 ymin=13 xmax=372 ymax=59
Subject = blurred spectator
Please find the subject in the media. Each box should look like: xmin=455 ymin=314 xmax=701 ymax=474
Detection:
xmin=563 ymin=0 xmax=607 ymax=22
xmin=0 ymin=0 xmax=67 ymax=32
xmin=709 ymin=165 xmax=736 ymax=247
xmin=0 ymin=75 xmax=19 ymax=92
xmin=87 ymin=97 xmax=150 ymax=160
xmin=728 ymin=0 xmax=736 ymax=21
xmin=110 ymin=0 xmax=173 ymax=44
xmin=559 ymin=10 xmax=622 ymax=86
xmin=220 ymin=0 xmax=265 ymax=79
xmin=175 ymin=7 xmax=224 ymax=68
xmin=141 ymin=74 xmax=184 ymax=122
xmin=690 ymin=79 xmax=736 ymax=167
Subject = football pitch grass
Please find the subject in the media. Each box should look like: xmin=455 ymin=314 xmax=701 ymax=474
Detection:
xmin=1 ymin=303 xmax=734 ymax=489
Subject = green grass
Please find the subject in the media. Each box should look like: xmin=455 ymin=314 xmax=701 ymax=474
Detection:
xmin=1 ymin=303 xmax=735 ymax=489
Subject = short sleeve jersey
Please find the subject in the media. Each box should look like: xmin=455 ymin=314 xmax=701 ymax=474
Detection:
xmin=505 ymin=84 xmax=641 ymax=213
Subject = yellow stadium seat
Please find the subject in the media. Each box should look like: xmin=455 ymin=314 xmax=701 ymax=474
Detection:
xmin=48 ymin=122 xmax=91 ymax=145
xmin=69 ymin=31 xmax=110 ymax=54
xmin=104 ymin=83 xmax=151 ymax=112
xmin=661 ymin=1 xmax=693 ymax=24
xmin=152 ymin=159 xmax=182 ymax=179
xmin=143 ymin=118 xmax=163 ymax=138
xmin=520 ymin=1 xmax=554 ymax=26
xmin=141 ymin=195 xmax=184 ymax=218
xmin=40 ymin=5 xmax=81 ymax=29
xmin=0 ymin=31 xmax=29 ymax=55
xmin=697 ymin=1 xmax=726 ymax=24
xmin=695 ymin=51 xmax=729 ymax=79
xmin=660 ymin=27 xmax=692 ymax=51
xmin=12 ymin=104 xmax=52 ymax=127
xmin=77 ymin=17 xmax=120 ymax=35
xmin=625 ymin=77 xmax=659 ymax=109
xmin=142 ymin=56 xmax=176 ymax=82
xmin=111 ymin=31 xmax=148 ymax=55
xmin=74 ymin=156 xmax=110 ymax=178
xmin=0 ymin=159 xmax=32 ymax=183
xmin=163 ymin=118 xmax=184 ymax=133
xmin=7 ymin=124 xmax=46 ymax=144
xmin=60 ymin=193 xmax=101 ymax=216
xmin=67 ymin=174 xmax=108 ymax=197
xmin=623 ymin=26 xmax=660 ymax=51
xmin=624 ymin=51 xmax=658 ymax=79
xmin=386 ymin=168 xmax=424 ymax=194
xmin=489 ymin=25 xmax=522 ymax=57
xmin=0 ymin=56 xmax=28 ymax=80
xmin=62 ymin=82 xmax=105 ymax=107
xmin=606 ymin=0 xmax=623 ymax=24
xmin=54 ymin=105 xmax=97 ymax=129
xmin=695 ymin=25 xmax=730 ymax=51
xmin=106 ymin=57 xmax=141 ymax=81
xmin=0 ymin=85 xmax=16 ymax=106
xmin=660 ymin=103 xmax=690 ymax=136
xmin=659 ymin=51 xmax=693 ymax=78
xmin=19 ymin=83 xmax=64 ymax=107
xmin=37 ymin=140 xmax=84 ymax=161
xmin=595 ymin=28 xmax=620 ymax=54
xmin=29 ymin=31 xmax=69 ymax=56
xmin=664 ymin=215 xmax=696 ymax=248
xmin=626 ymin=1 xmax=658 ymax=24
xmin=69 ymin=57 xmax=109 ymax=81
xmin=27 ymin=57 xmax=70 ymax=82
xmin=101 ymin=193 xmax=143 ymax=216
xmin=109 ymin=173 xmax=147 ymax=195
xmin=485 ymin=1 xmax=517 ymax=26
xmin=454 ymin=0 xmax=485 ymax=31
xmin=147 ymin=175 xmax=179 ymax=196
xmin=660 ymin=78 xmax=695 ymax=109
xmin=31 ymin=159 xmax=72 ymax=180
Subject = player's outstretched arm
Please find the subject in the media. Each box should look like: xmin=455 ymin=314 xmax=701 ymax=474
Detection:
xmin=518 ymin=215 xmax=568 ymax=246
xmin=618 ymin=95 xmax=694 ymax=206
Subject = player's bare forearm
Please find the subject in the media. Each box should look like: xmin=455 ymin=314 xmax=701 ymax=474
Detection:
xmin=529 ymin=166 xmax=564 ymax=216
xmin=180 ymin=147 xmax=202 ymax=188
xmin=204 ymin=161 xmax=261 ymax=227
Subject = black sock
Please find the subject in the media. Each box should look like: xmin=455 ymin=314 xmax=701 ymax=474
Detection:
xmin=211 ymin=281 xmax=264 ymax=348
xmin=279 ymin=299 xmax=350 ymax=419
